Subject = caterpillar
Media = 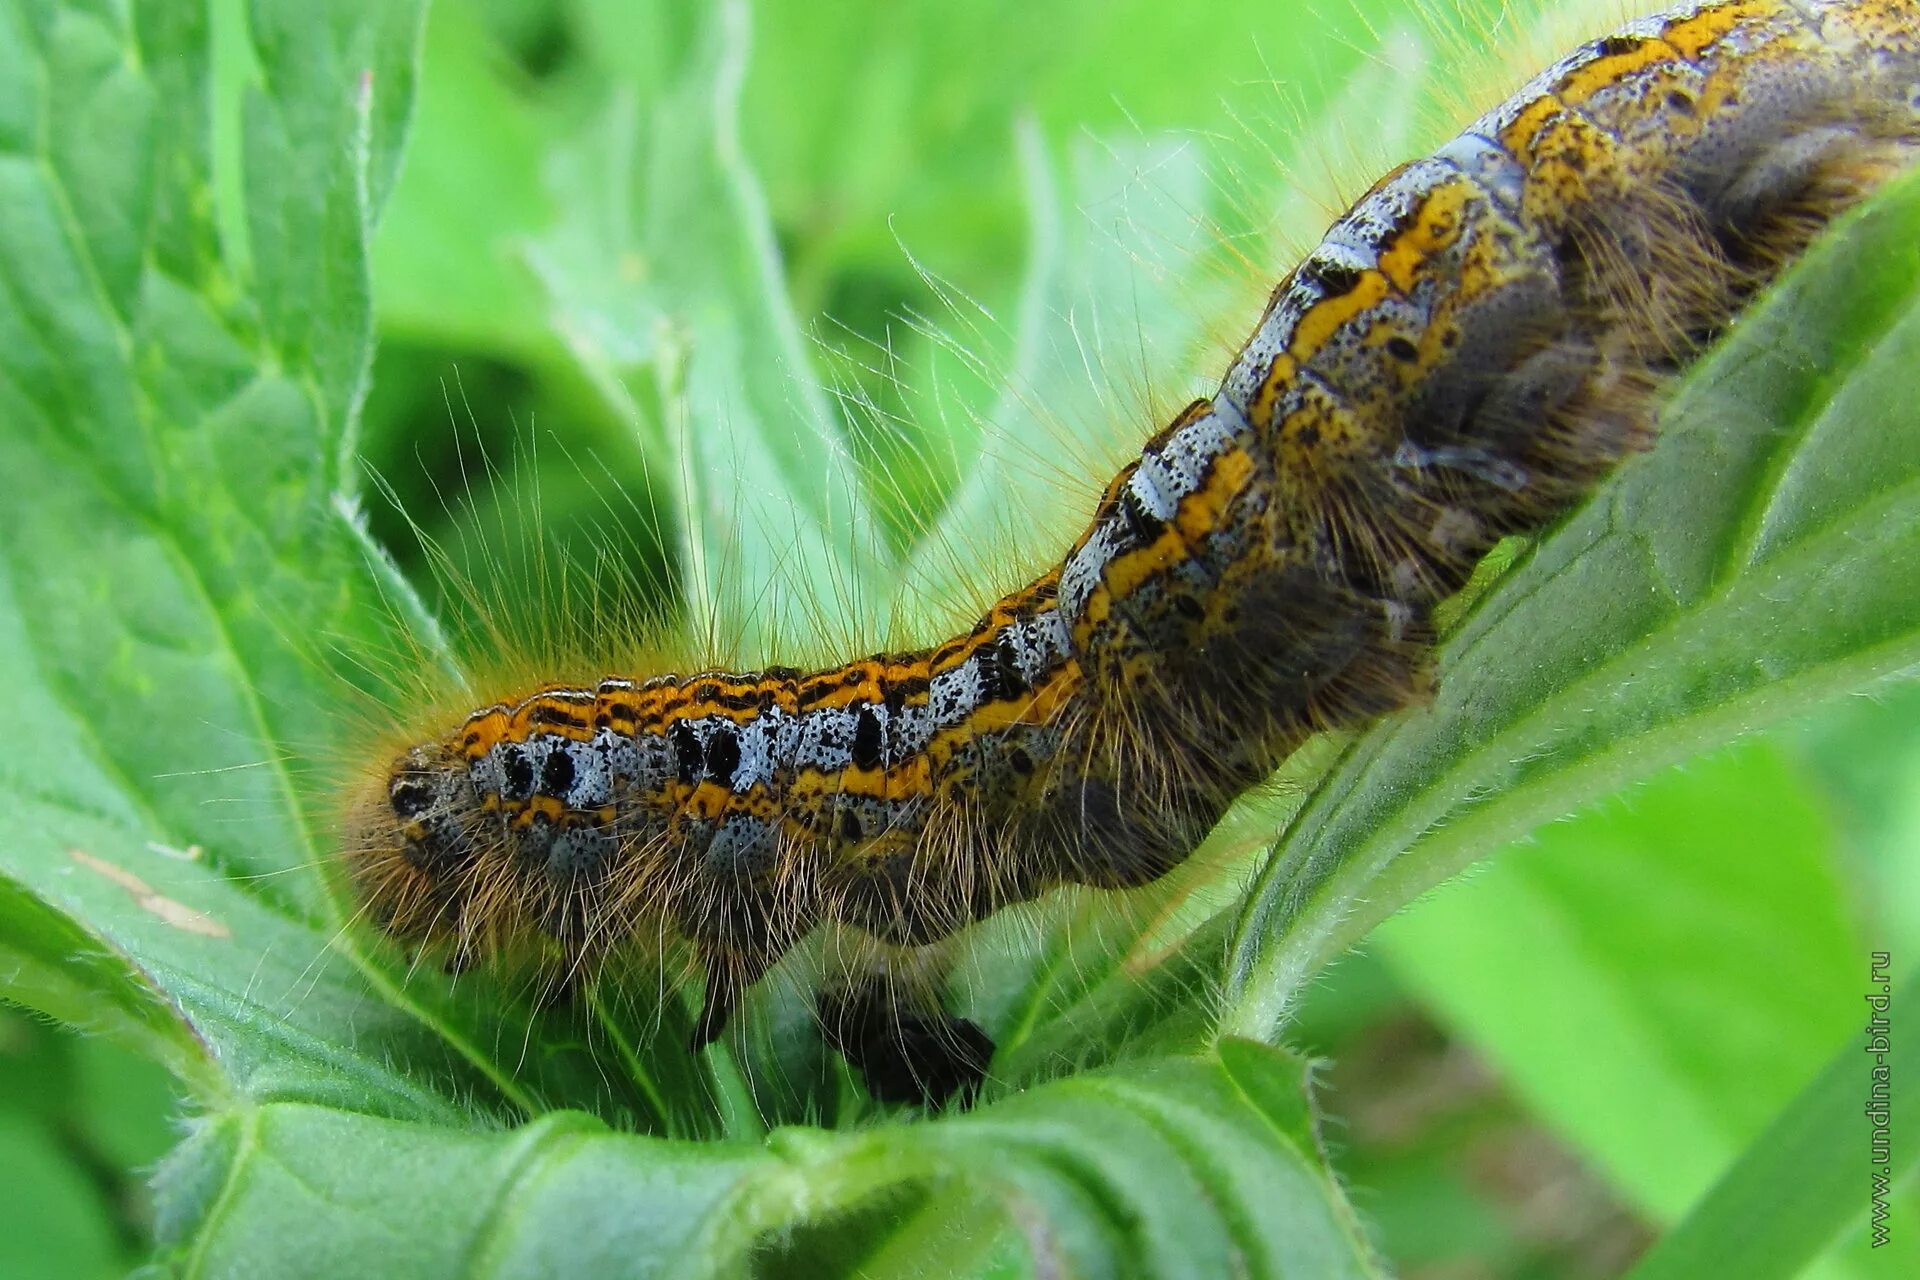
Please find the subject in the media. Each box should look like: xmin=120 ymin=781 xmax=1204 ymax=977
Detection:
xmin=344 ymin=0 xmax=1920 ymax=1104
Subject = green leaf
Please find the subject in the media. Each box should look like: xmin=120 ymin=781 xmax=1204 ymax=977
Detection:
xmin=154 ymin=1044 xmax=1376 ymax=1279
xmin=0 ymin=1108 xmax=123 ymax=1280
xmin=1373 ymin=740 xmax=1866 ymax=1220
xmin=736 ymin=0 xmax=1399 ymax=325
xmin=0 ymin=871 xmax=211 ymax=1090
xmin=0 ymin=1008 xmax=180 ymax=1277
xmin=370 ymin=1 xmax=555 ymax=360
xmin=888 ymin=25 xmax=1428 ymax=620
xmin=0 ymin=0 xmax=596 ymax=1127
xmin=12 ymin=0 xmax=615 ymax=1122
xmin=521 ymin=0 xmax=886 ymax=654
xmin=1626 ymin=966 xmax=1920 ymax=1280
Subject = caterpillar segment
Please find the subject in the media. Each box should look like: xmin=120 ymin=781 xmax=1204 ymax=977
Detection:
xmin=345 ymin=1 xmax=1920 ymax=1101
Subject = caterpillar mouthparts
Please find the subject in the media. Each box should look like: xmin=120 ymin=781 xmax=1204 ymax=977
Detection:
xmin=343 ymin=0 xmax=1920 ymax=1103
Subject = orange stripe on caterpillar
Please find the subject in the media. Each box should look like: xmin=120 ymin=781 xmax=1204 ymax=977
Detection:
xmin=343 ymin=0 xmax=1920 ymax=1055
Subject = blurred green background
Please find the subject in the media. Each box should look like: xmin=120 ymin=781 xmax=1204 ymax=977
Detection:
xmin=8 ymin=0 xmax=1917 ymax=1274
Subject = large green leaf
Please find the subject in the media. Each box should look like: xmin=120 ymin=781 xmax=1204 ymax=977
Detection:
xmin=156 ymin=1042 xmax=1375 ymax=1279
xmin=0 ymin=0 xmax=467 ymax=1122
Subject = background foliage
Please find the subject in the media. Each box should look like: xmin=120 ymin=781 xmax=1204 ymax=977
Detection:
xmin=0 ymin=0 xmax=1916 ymax=1275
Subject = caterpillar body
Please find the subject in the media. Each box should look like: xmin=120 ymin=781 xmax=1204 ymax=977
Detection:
xmin=346 ymin=0 xmax=1920 ymax=1099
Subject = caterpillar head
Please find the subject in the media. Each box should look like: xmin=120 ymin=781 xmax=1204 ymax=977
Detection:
xmin=340 ymin=742 xmax=483 ymax=944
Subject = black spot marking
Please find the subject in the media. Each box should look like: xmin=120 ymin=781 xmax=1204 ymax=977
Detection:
xmin=978 ymin=636 xmax=1030 ymax=701
xmin=1666 ymin=89 xmax=1694 ymax=114
xmin=1596 ymin=34 xmax=1641 ymax=57
xmin=1117 ymin=484 xmax=1166 ymax=543
xmin=708 ymin=687 xmax=766 ymax=712
xmin=1306 ymin=257 xmax=1362 ymax=295
xmin=670 ymin=722 xmax=703 ymax=785
xmin=841 ymin=809 xmax=864 ymax=842
xmin=389 ymin=776 xmax=434 ymax=819
xmin=705 ymin=726 xmax=741 ymax=786
xmin=1386 ymin=336 xmax=1420 ymax=362
xmin=798 ymin=673 xmax=843 ymax=702
xmin=852 ymin=706 xmax=884 ymax=771
xmin=500 ymin=746 xmax=535 ymax=801
xmin=529 ymin=704 xmax=587 ymax=730
xmin=540 ymin=745 xmax=575 ymax=796
xmin=1008 ymin=747 xmax=1034 ymax=775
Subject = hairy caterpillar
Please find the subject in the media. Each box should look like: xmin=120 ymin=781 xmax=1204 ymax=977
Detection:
xmin=344 ymin=0 xmax=1920 ymax=1104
